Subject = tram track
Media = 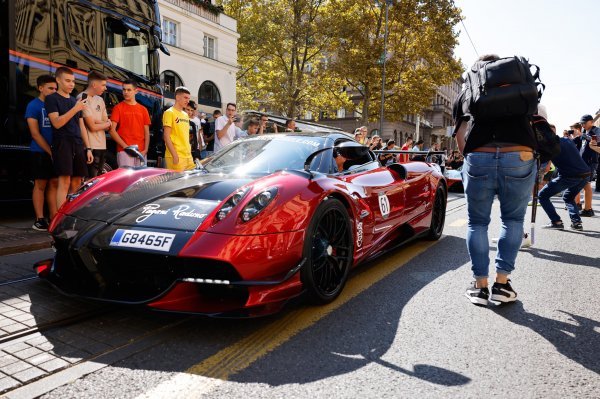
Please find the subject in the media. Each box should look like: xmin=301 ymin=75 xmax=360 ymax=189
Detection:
xmin=0 ymin=274 xmax=38 ymax=287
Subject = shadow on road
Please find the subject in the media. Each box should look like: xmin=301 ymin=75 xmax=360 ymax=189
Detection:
xmin=227 ymin=235 xmax=472 ymax=387
xmin=493 ymin=302 xmax=600 ymax=374
xmin=526 ymin=247 xmax=600 ymax=269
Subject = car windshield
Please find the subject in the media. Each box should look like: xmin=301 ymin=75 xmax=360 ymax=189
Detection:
xmin=204 ymin=135 xmax=327 ymax=175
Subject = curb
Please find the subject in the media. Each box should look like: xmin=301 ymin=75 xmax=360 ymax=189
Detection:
xmin=0 ymin=239 xmax=52 ymax=256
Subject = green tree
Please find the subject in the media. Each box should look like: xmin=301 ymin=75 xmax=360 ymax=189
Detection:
xmin=328 ymin=0 xmax=462 ymax=123
xmin=221 ymin=0 xmax=352 ymax=118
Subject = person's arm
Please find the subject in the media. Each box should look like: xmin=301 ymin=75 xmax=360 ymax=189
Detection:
xmin=143 ymin=125 xmax=150 ymax=156
xmin=27 ymin=118 xmax=52 ymax=156
xmin=48 ymin=98 xmax=87 ymax=129
xmin=216 ymin=116 xmax=233 ymax=139
xmin=83 ymin=115 xmax=112 ymax=132
xmin=454 ymin=122 xmax=468 ymax=154
xmin=80 ymin=118 xmax=93 ymax=163
xmin=163 ymin=126 xmax=179 ymax=164
xmin=108 ymin=120 xmax=129 ymax=150
xmin=589 ymin=139 xmax=600 ymax=154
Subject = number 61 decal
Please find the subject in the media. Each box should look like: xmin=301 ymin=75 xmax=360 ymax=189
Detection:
xmin=378 ymin=193 xmax=390 ymax=219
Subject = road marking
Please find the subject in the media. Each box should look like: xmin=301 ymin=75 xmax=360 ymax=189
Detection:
xmin=449 ymin=218 xmax=467 ymax=227
xmin=186 ymin=239 xmax=439 ymax=380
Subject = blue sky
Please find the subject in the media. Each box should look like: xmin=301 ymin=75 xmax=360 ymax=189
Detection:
xmin=454 ymin=0 xmax=600 ymax=131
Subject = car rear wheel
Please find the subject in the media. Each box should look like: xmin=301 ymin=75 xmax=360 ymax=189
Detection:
xmin=301 ymin=198 xmax=353 ymax=304
xmin=426 ymin=184 xmax=446 ymax=240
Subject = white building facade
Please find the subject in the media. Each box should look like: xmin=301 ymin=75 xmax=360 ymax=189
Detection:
xmin=157 ymin=0 xmax=239 ymax=113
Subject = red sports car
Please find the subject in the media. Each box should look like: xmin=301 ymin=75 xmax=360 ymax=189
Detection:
xmin=36 ymin=132 xmax=447 ymax=316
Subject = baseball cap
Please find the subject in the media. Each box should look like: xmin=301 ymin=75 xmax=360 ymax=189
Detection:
xmin=580 ymin=114 xmax=593 ymax=123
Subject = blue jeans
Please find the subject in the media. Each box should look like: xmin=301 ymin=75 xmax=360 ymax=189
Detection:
xmin=462 ymin=151 xmax=537 ymax=279
xmin=539 ymin=175 xmax=588 ymax=224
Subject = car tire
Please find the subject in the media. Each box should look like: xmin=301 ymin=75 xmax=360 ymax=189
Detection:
xmin=301 ymin=198 xmax=353 ymax=305
xmin=426 ymin=184 xmax=447 ymax=240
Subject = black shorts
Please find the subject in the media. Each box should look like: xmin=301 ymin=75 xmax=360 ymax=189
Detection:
xmin=52 ymin=138 xmax=88 ymax=177
xmin=87 ymin=149 xmax=106 ymax=178
xmin=30 ymin=152 xmax=55 ymax=180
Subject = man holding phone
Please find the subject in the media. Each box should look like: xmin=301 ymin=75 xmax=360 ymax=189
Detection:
xmin=578 ymin=114 xmax=599 ymax=216
xmin=45 ymin=67 xmax=93 ymax=209
xmin=214 ymin=103 xmax=237 ymax=153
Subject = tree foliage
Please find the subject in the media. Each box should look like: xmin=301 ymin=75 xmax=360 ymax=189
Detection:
xmin=221 ymin=0 xmax=352 ymax=118
xmin=221 ymin=0 xmax=462 ymax=122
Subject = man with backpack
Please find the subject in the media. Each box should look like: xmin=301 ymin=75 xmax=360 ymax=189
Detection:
xmin=454 ymin=54 xmax=541 ymax=307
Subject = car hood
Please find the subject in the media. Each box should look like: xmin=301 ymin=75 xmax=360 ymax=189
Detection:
xmin=68 ymin=172 xmax=254 ymax=231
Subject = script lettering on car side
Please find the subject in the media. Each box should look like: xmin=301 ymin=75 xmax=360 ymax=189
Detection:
xmin=356 ymin=221 xmax=363 ymax=249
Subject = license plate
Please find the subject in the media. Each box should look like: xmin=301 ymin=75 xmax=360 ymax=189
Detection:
xmin=109 ymin=229 xmax=175 ymax=252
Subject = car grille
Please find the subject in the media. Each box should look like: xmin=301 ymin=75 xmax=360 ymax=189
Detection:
xmin=51 ymin=238 xmax=246 ymax=304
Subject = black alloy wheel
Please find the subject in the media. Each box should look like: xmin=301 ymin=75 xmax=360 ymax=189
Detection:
xmin=301 ymin=198 xmax=353 ymax=304
xmin=426 ymin=184 xmax=447 ymax=240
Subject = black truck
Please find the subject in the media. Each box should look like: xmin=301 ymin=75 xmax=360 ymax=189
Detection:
xmin=1 ymin=0 xmax=169 ymax=201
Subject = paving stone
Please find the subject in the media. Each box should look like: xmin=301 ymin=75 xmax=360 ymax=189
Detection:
xmin=1 ymin=309 xmax=24 ymax=318
xmin=0 ymin=318 xmax=16 ymax=328
xmin=37 ymin=357 xmax=69 ymax=373
xmin=2 ymin=298 xmax=27 ymax=306
xmin=1 ymin=323 xmax=26 ymax=334
xmin=12 ymin=346 xmax=43 ymax=360
xmin=21 ymin=318 xmax=37 ymax=327
xmin=62 ymin=350 xmax=88 ymax=364
xmin=11 ymin=366 xmax=45 ymax=383
xmin=0 ymin=375 xmax=20 ymax=392
xmin=1 ymin=359 xmax=31 ymax=375
xmin=0 ymin=354 xmax=19 ymax=368
xmin=24 ymin=335 xmax=48 ymax=346
xmin=11 ymin=313 xmax=34 ymax=323
xmin=2 ymin=342 xmax=30 ymax=354
xmin=25 ymin=352 xmax=56 ymax=366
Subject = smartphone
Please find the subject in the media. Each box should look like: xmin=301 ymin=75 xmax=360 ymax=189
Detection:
xmin=81 ymin=93 xmax=88 ymax=101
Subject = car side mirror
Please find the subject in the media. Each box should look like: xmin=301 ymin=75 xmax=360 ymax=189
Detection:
xmin=335 ymin=141 xmax=369 ymax=160
xmin=124 ymin=145 xmax=146 ymax=167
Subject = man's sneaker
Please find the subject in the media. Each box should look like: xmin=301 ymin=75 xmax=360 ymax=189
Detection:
xmin=580 ymin=209 xmax=595 ymax=217
xmin=570 ymin=222 xmax=583 ymax=230
xmin=32 ymin=218 xmax=49 ymax=231
xmin=465 ymin=282 xmax=489 ymax=306
xmin=491 ymin=280 xmax=517 ymax=303
xmin=543 ymin=221 xmax=564 ymax=229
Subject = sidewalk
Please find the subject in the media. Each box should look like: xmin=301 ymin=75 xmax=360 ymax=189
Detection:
xmin=0 ymin=224 xmax=51 ymax=256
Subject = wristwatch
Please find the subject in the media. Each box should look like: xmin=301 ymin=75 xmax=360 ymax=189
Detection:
xmin=86 ymin=148 xmax=92 ymax=151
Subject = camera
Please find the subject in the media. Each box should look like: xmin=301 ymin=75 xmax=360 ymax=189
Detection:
xmin=81 ymin=92 xmax=88 ymax=101
xmin=567 ymin=129 xmax=574 ymax=135
xmin=233 ymin=116 xmax=240 ymax=123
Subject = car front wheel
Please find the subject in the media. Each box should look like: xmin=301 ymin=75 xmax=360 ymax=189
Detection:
xmin=301 ymin=198 xmax=353 ymax=304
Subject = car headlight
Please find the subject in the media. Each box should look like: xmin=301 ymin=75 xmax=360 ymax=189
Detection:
xmin=215 ymin=187 xmax=251 ymax=222
xmin=240 ymin=187 xmax=278 ymax=222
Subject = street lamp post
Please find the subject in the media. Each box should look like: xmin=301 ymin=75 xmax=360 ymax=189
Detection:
xmin=379 ymin=0 xmax=391 ymax=137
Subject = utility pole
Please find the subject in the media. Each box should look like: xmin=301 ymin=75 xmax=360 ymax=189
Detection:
xmin=379 ymin=0 xmax=391 ymax=137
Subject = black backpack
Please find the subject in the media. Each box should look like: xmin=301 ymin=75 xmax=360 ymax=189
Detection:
xmin=462 ymin=56 xmax=544 ymax=120
xmin=531 ymin=114 xmax=560 ymax=163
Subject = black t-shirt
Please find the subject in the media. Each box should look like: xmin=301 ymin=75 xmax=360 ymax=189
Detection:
xmin=45 ymin=93 xmax=82 ymax=142
xmin=580 ymin=126 xmax=599 ymax=165
xmin=206 ymin=121 xmax=215 ymax=151
xmin=453 ymin=92 xmax=536 ymax=154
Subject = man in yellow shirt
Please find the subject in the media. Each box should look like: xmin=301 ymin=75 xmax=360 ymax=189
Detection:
xmin=163 ymin=87 xmax=194 ymax=171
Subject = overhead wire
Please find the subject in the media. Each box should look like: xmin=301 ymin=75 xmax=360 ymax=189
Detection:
xmin=461 ymin=19 xmax=479 ymax=57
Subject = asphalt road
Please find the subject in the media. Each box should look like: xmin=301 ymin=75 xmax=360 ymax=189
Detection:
xmin=3 ymin=192 xmax=600 ymax=398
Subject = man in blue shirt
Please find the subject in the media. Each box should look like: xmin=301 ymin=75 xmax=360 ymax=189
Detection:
xmin=25 ymin=75 xmax=59 ymax=230
xmin=539 ymin=136 xmax=591 ymax=230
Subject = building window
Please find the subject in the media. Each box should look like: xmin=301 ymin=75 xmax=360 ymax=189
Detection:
xmin=337 ymin=108 xmax=346 ymax=118
xmin=198 ymin=81 xmax=221 ymax=108
xmin=305 ymin=111 xmax=313 ymax=120
xmin=162 ymin=18 xmax=177 ymax=46
xmin=160 ymin=70 xmax=184 ymax=98
xmin=203 ymin=35 xmax=216 ymax=59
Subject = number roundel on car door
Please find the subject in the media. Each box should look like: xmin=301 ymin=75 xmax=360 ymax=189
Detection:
xmin=378 ymin=193 xmax=390 ymax=219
